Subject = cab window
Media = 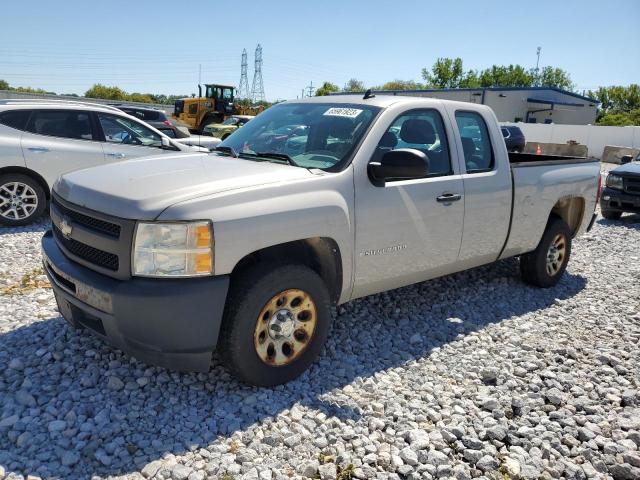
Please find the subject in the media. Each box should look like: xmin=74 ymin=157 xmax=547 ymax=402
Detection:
xmin=374 ymin=109 xmax=451 ymax=177
xmin=98 ymin=114 xmax=162 ymax=148
xmin=455 ymin=111 xmax=494 ymax=173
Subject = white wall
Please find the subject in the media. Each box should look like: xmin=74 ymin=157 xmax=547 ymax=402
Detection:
xmin=501 ymin=122 xmax=640 ymax=159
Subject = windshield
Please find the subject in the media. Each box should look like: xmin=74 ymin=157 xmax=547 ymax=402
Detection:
xmin=218 ymin=103 xmax=380 ymax=170
xmin=222 ymin=117 xmax=238 ymax=126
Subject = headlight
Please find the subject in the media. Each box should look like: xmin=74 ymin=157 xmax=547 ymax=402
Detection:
xmin=606 ymin=174 xmax=623 ymax=190
xmin=133 ymin=222 xmax=213 ymax=277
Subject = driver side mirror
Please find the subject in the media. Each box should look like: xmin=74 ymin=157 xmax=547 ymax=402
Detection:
xmin=368 ymin=149 xmax=430 ymax=186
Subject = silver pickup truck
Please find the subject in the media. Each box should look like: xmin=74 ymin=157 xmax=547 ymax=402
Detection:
xmin=41 ymin=95 xmax=601 ymax=386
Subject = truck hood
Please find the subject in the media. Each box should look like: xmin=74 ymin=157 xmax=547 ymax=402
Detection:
xmin=612 ymin=161 xmax=640 ymax=176
xmin=54 ymin=153 xmax=315 ymax=219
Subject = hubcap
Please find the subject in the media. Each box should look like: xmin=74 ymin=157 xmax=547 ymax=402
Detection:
xmin=546 ymin=233 xmax=566 ymax=276
xmin=0 ymin=182 xmax=38 ymax=220
xmin=254 ymin=289 xmax=317 ymax=366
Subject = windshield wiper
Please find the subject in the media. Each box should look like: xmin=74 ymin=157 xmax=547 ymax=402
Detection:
xmin=255 ymin=152 xmax=301 ymax=167
xmin=214 ymin=145 xmax=238 ymax=158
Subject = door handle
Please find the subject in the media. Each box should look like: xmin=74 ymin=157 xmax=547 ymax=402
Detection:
xmin=106 ymin=152 xmax=126 ymax=159
xmin=27 ymin=147 xmax=49 ymax=153
xmin=436 ymin=193 xmax=462 ymax=203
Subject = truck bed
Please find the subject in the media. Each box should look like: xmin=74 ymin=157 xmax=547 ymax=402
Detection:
xmin=508 ymin=152 xmax=599 ymax=167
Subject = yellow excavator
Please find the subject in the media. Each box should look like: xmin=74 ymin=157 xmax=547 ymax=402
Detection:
xmin=173 ymin=84 xmax=262 ymax=134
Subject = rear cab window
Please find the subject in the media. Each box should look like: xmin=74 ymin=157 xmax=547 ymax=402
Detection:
xmin=0 ymin=110 xmax=32 ymax=131
xmin=26 ymin=110 xmax=94 ymax=140
xmin=455 ymin=111 xmax=495 ymax=173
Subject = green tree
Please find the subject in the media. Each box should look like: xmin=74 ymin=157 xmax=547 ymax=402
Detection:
xmin=536 ymin=66 xmax=574 ymax=90
xmin=597 ymin=109 xmax=640 ymax=126
xmin=422 ymin=57 xmax=465 ymax=88
xmin=315 ymin=81 xmax=340 ymax=96
xmin=377 ymin=79 xmax=423 ymax=91
xmin=0 ymin=79 xmax=9 ymax=90
xmin=343 ymin=78 xmax=365 ymax=92
xmin=478 ymin=65 xmax=534 ymax=87
xmin=85 ymin=84 xmax=127 ymax=101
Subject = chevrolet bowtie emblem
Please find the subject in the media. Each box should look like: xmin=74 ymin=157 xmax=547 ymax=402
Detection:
xmin=60 ymin=218 xmax=73 ymax=239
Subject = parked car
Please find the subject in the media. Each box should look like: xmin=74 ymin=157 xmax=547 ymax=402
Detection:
xmin=600 ymin=155 xmax=640 ymax=219
xmin=113 ymin=104 xmax=221 ymax=151
xmin=0 ymin=100 xmax=205 ymax=226
xmin=202 ymin=115 xmax=254 ymax=139
xmin=501 ymin=125 xmax=526 ymax=153
xmin=42 ymin=95 xmax=600 ymax=386
xmin=113 ymin=105 xmax=189 ymax=139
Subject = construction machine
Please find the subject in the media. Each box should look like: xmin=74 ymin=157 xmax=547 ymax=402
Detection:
xmin=173 ymin=84 xmax=263 ymax=134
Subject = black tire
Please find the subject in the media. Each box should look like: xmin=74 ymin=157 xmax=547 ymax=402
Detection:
xmin=221 ymin=133 xmax=231 ymax=140
xmin=0 ymin=174 xmax=47 ymax=227
xmin=198 ymin=114 xmax=222 ymax=134
xmin=520 ymin=217 xmax=572 ymax=288
xmin=601 ymin=209 xmax=622 ymax=220
xmin=219 ymin=263 xmax=331 ymax=386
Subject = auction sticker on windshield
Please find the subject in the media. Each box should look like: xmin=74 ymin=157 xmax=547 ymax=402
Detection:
xmin=323 ymin=107 xmax=363 ymax=118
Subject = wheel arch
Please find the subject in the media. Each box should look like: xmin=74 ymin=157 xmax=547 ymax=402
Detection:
xmin=550 ymin=196 xmax=585 ymax=236
xmin=229 ymin=237 xmax=343 ymax=304
xmin=0 ymin=166 xmax=51 ymax=200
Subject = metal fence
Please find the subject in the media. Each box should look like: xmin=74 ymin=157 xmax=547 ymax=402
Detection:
xmin=0 ymin=90 xmax=175 ymax=115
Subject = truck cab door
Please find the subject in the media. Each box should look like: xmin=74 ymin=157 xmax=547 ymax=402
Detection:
xmin=447 ymin=107 xmax=512 ymax=268
xmin=353 ymin=108 xmax=465 ymax=299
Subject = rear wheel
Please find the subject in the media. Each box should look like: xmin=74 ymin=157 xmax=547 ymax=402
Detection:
xmin=0 ymin=174 xmax=47 ymax=226
xmin=520 ymin=217 xmax=572 ymax=288
xmin=219 ymin=263 xmax=331 ymax=386
xmin=601 ymin=209 xmax=622 ymax=220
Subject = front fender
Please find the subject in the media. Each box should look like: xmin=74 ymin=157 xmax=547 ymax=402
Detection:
xmin=158 ymin=170 xmax=355 ymax=302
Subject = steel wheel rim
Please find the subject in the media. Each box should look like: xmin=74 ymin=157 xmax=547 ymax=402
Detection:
xmin=546 ymin=233 xmax=566 ymax=276
xmin=0 ymin=182 xmax=38 ymax=220
xmin=254 ymin=288 xmax=317 ymax=366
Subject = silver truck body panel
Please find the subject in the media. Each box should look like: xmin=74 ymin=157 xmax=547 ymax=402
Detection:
xmin=54 ymin=153 xmax=316 ymax=219
xmin=52 ymin=95 xmax=600 ymax=305
xmin=500 ymin=161 xmax=600 ymax=259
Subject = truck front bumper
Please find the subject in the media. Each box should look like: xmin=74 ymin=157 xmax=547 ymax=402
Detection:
xmin=600 ymin=187 xmax=640 ymax=214
xmin=41 ymin=230 xmax=229 ymax=372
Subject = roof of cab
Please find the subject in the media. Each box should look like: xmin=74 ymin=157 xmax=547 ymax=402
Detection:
xmin=283 ymin=94 xmax=494 ymax=114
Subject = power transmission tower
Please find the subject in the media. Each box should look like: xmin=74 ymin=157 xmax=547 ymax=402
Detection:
xmin=238 ymin=49 xmax=250 ymax=100
xmin=305 ymin=81 xmax=316 ymax=97
xmin=251 ymin=44 xmax=265 ymax=103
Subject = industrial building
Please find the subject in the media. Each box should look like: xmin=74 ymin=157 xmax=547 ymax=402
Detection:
xmin=337 ymin=87 xmax=599 ymax=125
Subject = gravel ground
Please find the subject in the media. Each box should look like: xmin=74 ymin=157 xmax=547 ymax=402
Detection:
xmin=0 ymin=207 xmax=639 ymax=480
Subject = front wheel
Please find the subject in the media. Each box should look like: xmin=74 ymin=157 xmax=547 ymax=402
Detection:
xmin=0 ymin=174 xmax=47 ymax=226
xmin=520 ymin=217 xmax=572 ymax=288
xmin=219 ymin=264 xmax=331 ymax=386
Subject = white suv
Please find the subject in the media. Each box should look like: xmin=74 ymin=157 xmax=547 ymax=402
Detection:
xmin=0 ymin=100 xmax=205 ymax=226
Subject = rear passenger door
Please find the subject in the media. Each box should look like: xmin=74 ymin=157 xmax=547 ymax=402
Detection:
xmin=21 ymin=110 xmax=106 ymax=188
xmin=96 ymin=113 xmax=172 ymax=161
xmin=449 ymin=108 xmax=512 ymax=268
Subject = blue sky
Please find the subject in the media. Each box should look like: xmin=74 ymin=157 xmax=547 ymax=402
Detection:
xmin=1 ymin=0 xmax=638 ymax=101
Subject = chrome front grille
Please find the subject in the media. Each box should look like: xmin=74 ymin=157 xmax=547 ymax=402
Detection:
xmin=624 ymin=176 xmax=640 ymax=195
xmin=50 ymin=193 xmax=135 ymax=279
xmin=52 ymin=196 xmax=121 ymax=238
